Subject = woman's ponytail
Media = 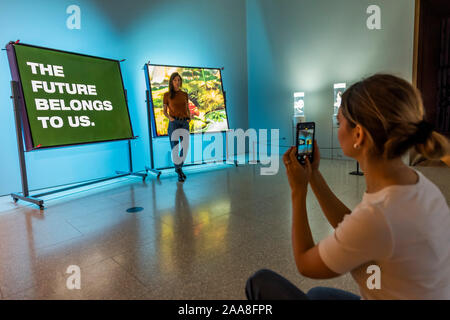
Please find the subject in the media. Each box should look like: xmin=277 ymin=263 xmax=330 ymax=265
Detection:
xmin=415 ymin=130 xmax=450 ymax=161
xmin=340 ymin=74 xmax=450 ymax=162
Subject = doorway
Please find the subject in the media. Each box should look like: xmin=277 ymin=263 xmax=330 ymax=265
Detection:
xmin=415 ymin=0 xmax=450 ymax=136
xmin=412 ymin=0 xmax=450 ymax=166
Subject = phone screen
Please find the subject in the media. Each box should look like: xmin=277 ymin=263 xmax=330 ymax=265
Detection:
xmin=296 ymin=123 xmax=315 ymax=164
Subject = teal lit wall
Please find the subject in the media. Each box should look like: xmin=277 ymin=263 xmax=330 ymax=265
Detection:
xmin=0 ymin=0 xmax=248 ymax=195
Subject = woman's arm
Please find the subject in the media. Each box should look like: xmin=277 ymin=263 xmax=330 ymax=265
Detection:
xmin=309 ymin=170 xmax=351 ymax=228
xmin=284 ymin=148 xmax=340 ymax=279
xmin=291 ymin=193 xmax=340 ymax=279
xmin=163 ymin=104 xmax=174 ymax=121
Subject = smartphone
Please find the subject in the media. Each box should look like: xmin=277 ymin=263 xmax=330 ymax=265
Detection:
xmin=296 ymin=122 xmax=315 ymax=165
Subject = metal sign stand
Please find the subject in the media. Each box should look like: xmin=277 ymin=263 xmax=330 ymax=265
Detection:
xmin=9 ymin=81 xmax=146 ymax=210
xmin=349 ymin=162 xmax=364 ymax=176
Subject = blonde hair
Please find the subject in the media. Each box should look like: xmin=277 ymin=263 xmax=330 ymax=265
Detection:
xmin=340 ymin=74 xmax=450 ymax=160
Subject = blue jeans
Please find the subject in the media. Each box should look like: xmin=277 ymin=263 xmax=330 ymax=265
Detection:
xmin=168 ymin=119 xmax=190 ymax=170
xmin=246 ymin=269 xmax=360 ymax=300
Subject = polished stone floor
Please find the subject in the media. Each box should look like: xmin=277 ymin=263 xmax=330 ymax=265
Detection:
xmin=0 ymin=159 xmax=448 ymax=300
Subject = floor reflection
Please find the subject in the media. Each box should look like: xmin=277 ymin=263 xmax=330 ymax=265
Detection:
xmin=2 ymin=160 xmax=447 ymax=299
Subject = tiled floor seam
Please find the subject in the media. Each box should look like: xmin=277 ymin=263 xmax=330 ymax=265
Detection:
xmin=3 ymin=253 xmax=130 ymax=299
xmin=62 ymin=218 xmax=88 ymax=236
xmin=109 ymin=256 xmax=152 ymax=293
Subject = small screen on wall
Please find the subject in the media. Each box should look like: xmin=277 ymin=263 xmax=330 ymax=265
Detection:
xmin=7 ymin=43 xmax=133 ymax=151
xmin=147 ymin=64 xmax=229 ymax=137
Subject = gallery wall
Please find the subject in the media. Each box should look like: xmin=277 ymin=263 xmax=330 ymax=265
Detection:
xmin=0 ymin=0 xmax=248 ymax=195
xmin=246 ymin=0 xmax=416 ymax=158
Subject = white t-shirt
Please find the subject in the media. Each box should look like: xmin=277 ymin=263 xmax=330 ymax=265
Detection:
xmin=318 ymin=170 xmax=450 ymax=299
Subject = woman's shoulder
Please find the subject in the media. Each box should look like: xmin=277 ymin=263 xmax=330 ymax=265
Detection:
xmin=180 ymin=91 xmax=189 ymax=100
xmin=163 ymin=91 xmax=170 ymax=101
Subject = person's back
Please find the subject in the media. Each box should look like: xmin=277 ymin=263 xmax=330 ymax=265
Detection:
xmin=346 ymin=170 xmax=450 ymax=299
xmin=246 ymin=74 xmax=450 ymax=301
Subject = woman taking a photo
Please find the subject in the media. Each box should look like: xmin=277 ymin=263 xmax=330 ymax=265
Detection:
xmin=163 ymin=72 xmax=191 ymax=182
xmin=246 ymin=74 xmax=450 ymax=299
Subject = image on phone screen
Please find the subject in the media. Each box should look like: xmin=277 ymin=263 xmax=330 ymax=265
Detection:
xmin=296 ymin=123 xmax=315 ymax=164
